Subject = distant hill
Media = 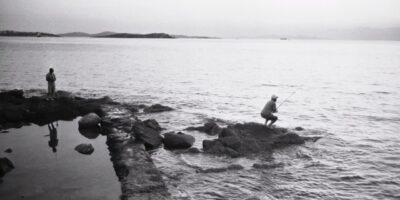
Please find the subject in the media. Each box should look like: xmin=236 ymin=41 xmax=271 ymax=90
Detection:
xmin=59 ymin=32 xmax=92 ymax=37
xmin=0 ymin=30 xmax=59 ymax=37
xmin=91 ymin=31 xmax=118 ymax=37
xmin=95 ymin=33 xmax=174 ymax=38
xmin=172 ymin=34 xmax=219 ymax=39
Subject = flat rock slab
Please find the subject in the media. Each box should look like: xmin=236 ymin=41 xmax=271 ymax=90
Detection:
xmin=102 ymin=105 xmax=170 ymax=199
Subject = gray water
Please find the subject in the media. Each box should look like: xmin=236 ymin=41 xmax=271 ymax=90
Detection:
xmin=0 ymin=118 xmax=121 ymax=199
xmin=0 ymin=37 xmax=399 ymax=199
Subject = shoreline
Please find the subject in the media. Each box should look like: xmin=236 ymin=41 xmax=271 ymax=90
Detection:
xmin=0 ymin=89 xmax=314 ymax=199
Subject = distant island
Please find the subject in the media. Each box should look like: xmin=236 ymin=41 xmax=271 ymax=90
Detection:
xmin=0 ymin=30 xmax=60 ymax=37
xmin=0 ymin=30 xmax=218 ymax=39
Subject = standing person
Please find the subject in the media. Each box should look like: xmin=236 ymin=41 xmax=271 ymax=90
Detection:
xmin=46 ymin=68 xmax=56 ymax=100
xmin=261 ymin=94 xmax=278 ymax=128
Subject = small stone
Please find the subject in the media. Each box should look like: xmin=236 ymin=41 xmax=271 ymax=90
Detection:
xmin=0 ymin=157 xmax=15 ymax=177
xmin=74 ymin=143 xmax=94 ymax=155
xmin=295 ymin=126 xmax=304 ymax=131
xmin=4 ymin=148 xmax=12 ymax=153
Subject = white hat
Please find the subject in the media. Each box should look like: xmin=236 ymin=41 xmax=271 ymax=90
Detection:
xmin=271 ymin=94 xmax=278 ymax=100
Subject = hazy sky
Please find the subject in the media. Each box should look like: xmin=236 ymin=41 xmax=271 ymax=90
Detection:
xmin=1 ymin=0 xmax=399 ymax=37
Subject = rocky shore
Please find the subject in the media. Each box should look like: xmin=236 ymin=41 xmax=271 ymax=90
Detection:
xmin=0 ymin=89 xmax=317 ymax=199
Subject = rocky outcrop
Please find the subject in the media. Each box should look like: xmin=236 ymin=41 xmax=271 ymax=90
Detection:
xmin=143 ymin=104 xmax=173 ymax=113
xmin=74 ymin=143 xmax=94 ymax=155
xmin=0 ymin=157 xmax=14 ymax=177
xmin=78 ymin=113 xmax=101 ymax=128
xmin=0 ymin=90 xmax=115 ymax=129
xmin=200 ymin=122 xmax=309 ymax=157
xmin=163 ymin=132 xmax=195 ymax=149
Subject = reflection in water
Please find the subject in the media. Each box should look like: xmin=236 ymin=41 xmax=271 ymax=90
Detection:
xmin=48 ymin=122 xmax=58 ymax=153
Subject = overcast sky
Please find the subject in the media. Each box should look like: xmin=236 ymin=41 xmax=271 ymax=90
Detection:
xmin=0 ymin=0 xmax=399 ymax=37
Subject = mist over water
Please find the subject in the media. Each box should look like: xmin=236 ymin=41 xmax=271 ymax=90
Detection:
xmin=1 ymin=37 xmax=400 ymax=199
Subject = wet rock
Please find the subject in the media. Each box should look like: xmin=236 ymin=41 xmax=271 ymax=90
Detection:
xmin=78 ymin=113 xmax=101 ymax=128
xmin=186 ymin=121 xmax=222 ymax=135
xmin=163 ymin=132 xmax=195 ymax=149
xmin=185 ymin=147 xmax=201 ymax=154
xmin=202 ymin=122 xmax=307 ymax=157
xmin=272 ymin=133 xmax=305 ymax=147
xmin=304 ymin=136 xmax=322 ymax=142
xmin=202 ymin=139 xmax=241 ymax=158
xmin=295 ymin=126 xmax=304 ymax=131
xmin=4 ymin=148 xmax=12 ymax=153
xmin=132 ymin=121 xmax=162 ymax=150
xmin=122 ymin=103 xmax=140 ymax=113
xmin=227 ymin=164 xmax=244 ymax=170
xmin=143 ymin=104 xmax=173 ymax=113
xmin=0 ymin=157 xmax=15 ymax=177
xmin=74 ymin=143 xmax=94 ymax=155
xmin=143 ymin=119 xmax=162 ymax=131
xmin=79 ymin=127 xmax=100 ymax=139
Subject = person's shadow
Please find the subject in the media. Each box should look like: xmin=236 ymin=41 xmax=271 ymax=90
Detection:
xmin=48 ymin=122 xmax=58 ymax=153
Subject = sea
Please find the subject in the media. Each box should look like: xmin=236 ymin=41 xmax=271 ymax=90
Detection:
xmin=0 ymin=37 xmax=399 ymax=199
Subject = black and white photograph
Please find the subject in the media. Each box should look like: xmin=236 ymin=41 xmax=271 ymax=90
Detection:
xmin=0 ymin=0 xmax=399 ymax=199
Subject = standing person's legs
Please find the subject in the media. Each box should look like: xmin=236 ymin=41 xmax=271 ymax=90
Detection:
xmin=49 ymin=82 xmax=55 ymax=99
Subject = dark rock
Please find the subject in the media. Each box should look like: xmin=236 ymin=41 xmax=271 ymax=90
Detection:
xmin=0 ymin=89 xmax=24 ymax=99
xmin=143 ymin=104 xmax=173 ymax=113
xmin=79 ymin=127 xmax=100 ymax=139
xmin=122 ymin=103 xmax=140 ymax=113
xmin=227 ymin=164 xmax=244 ymax=170
xmin=144 ymin=119 xmax=162 ymax=131
xmin=132 ymin=121 xmax=162 ymax=150
xmin=185 ymin=147 xmax=201 ymax=154
xmin=202 ymin=122 xmax=307 ymax=157
xmin=74 ymin=143 xmax=94 ymax=155
xmin=252 ymin=162 xmax=284 ymax=169
xmin=303 ymin=136 xmax=322 ymax=142
xmin=273 ymin=133 xmax=305 ymax=147
xmin=0 ymin=157 xmax=15 ymax=177
xmin=78 ymin=113 xmax=101 ymax=128
xmin=186 ymin=121 xmax=222 ymax=135
xmin=163 ymin=132 xmax=195 ymax=149
xmin=295 ymin=126 xmax=304 ymax=131
xmin=4 ymin=148 xmax=12 ymax=153
xmin=1 ymin=130 xmax=9 ymax=133
xmin=202 ymin=139 xmax=241 ymax=158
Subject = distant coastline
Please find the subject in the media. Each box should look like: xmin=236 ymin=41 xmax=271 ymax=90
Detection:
xmin=0 ymin=30 xmax=218 ymax=39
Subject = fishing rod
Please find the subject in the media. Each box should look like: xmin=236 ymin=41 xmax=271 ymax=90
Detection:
xmin=277 ymin=90 xmax=298 ymax=108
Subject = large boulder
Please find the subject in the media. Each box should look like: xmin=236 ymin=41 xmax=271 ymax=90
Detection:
xmin=0 ymin=157 xmax=15 ymax=177
xmin=78 ymin=113 xmax=101 ymax=128
xmin=163 ymin=132 xmax=195 ymax=149
xmin=74 ymin=143 xmax=94 ymax=155
xmin=143 ymin=104 xmax=173 ymax=113
xmin=132 ymin=121 xmax=163 ymax=150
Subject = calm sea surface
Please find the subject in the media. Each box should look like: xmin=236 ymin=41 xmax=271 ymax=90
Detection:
xmin=0 ymin=37 xmax=399 ymax=199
